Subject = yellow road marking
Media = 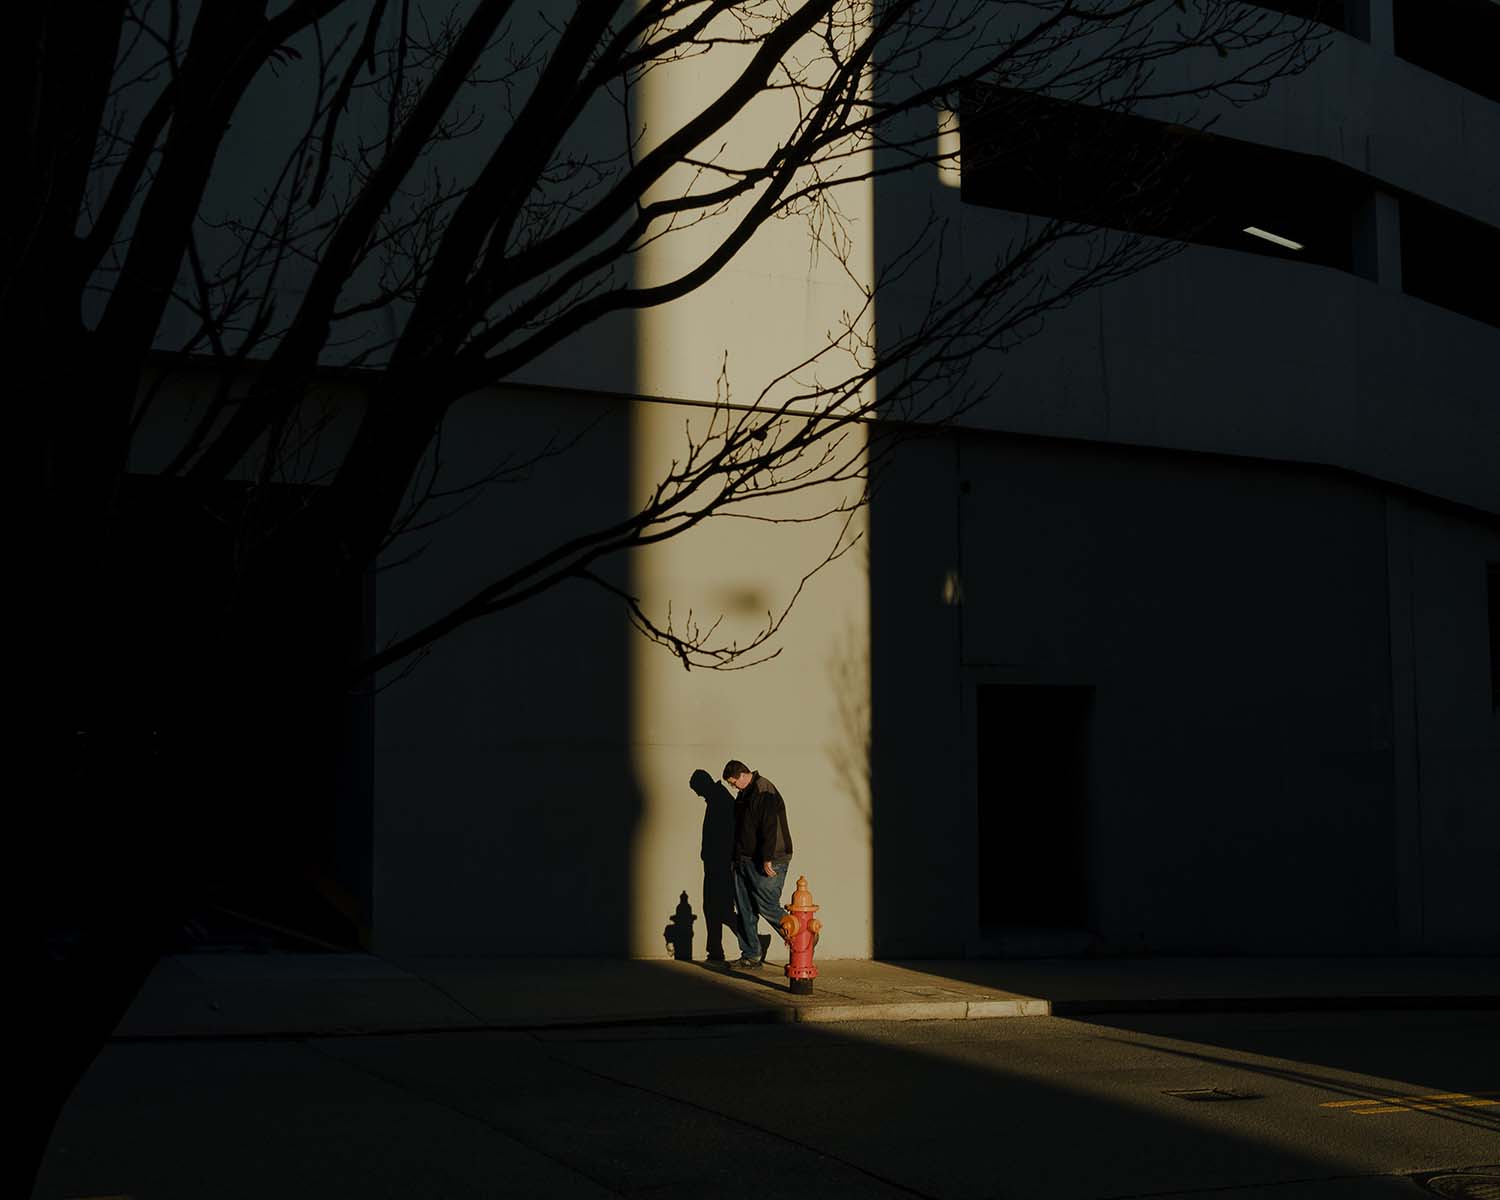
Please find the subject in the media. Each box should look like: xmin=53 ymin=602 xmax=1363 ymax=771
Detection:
xmin=1354 ymin=1101 xmax=1496 ymax=1114
xmin=1323 ymin=1092 xmax=1476 ymax=1107
xmin=1320 ymin=1091 xmax=1497 ymax=1114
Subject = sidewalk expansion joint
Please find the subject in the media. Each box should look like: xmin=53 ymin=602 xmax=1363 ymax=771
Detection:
xmin=108 ymin=992 xmax=1498 ymax=1042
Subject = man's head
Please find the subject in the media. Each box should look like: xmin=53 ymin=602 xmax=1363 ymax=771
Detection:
xmin=722 ymin=759 xmax=752 ymax=790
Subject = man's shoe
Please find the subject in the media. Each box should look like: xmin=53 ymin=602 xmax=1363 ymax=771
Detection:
xmin=729 ymin=956 xmax=764 ymax=970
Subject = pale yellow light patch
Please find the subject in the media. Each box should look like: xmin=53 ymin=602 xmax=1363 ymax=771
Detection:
xmin=633 ymin=4 xmax=876 ymax=418
xmin=941 ymin=567 xmax=964 ymax=606
xmin=626 ymin=406 xmax=872 ymax=958
xmin=936 ymin=108 xmax=961 ymax=188
xmin=626 ymin=6 xmax=876 ymax=959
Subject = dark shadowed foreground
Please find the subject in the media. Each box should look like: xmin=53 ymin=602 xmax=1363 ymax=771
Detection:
xmin=39 ymin=1007 xmax=1499 ymax=1199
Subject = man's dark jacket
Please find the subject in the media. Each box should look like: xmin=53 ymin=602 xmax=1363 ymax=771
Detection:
xmin=732 ymin=772 xmax=793 ymax=862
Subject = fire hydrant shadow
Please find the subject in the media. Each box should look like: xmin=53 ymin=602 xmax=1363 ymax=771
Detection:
xmin=689 ymin=768 xmax=735 ymax=963
xmin=663 ymin=890 xmax=696 ymax=961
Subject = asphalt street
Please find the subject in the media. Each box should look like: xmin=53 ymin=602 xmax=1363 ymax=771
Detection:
xmin=37 ymin=1010 xmax=1499 ymax=1199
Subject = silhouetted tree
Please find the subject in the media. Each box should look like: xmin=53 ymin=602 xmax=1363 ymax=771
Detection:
xmin=13 ymin=1 xmax=1323 ymax=1186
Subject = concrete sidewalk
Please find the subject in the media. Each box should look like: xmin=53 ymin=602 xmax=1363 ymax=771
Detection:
xmin=112 ymin=952 xmax=1500 ymax=1039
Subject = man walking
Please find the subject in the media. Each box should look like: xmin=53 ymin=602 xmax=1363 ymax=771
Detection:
xmin=722 ymin=759 xmax=793 ymax=970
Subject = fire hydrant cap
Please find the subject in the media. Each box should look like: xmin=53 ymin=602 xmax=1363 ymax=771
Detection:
xmin=786 ymin=875 xmax=819 ymax=913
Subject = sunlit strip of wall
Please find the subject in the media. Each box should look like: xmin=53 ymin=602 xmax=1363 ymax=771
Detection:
xmin=627 ymin=3 xmax=875 ymax=959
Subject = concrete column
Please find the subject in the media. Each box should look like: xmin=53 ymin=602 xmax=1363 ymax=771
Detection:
xmin=1353 ymin=189 xmax=1403 ymax=289
xmin=1384 ymin=495 xmax=1426 ymax=952
xmin=1363 ymin=0 xmax=1395 ymax=53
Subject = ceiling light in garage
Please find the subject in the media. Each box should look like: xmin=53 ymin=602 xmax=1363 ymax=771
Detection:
xmin=1242 ymin=225 xmax=1305 ymax=251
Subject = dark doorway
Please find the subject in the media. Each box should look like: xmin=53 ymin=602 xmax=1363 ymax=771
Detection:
xmin=976 ymin=684 xmax=1092 ymax=931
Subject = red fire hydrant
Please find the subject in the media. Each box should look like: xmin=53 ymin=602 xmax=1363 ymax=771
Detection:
xmin=778 ymin=875 xmax=821 ymax=994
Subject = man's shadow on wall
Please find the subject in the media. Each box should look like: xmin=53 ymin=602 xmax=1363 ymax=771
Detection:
xmin=690 ymin=769 xmax=736 ymax=963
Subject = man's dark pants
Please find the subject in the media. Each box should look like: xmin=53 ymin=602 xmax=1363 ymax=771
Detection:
xmin=731 ymin=855 xmax=790 ymax=961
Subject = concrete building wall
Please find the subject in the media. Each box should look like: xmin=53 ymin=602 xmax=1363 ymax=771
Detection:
xmin=868 ymin=433 xmax=966 ymax=956
xmin=961 ymin=439 xmax=1399 ymax=954
xmin=370 ymin=387 xmax=874 ymax=959
xmin=917 ymin=239 xmax=1500 ymax=515
xmin=873 ymin=3 xmax=1500 ymax=513
xmin=871 ymin=430 xmax=1499 ymax=955
xmin=121 ymin=5 xmax=1498 ymax=958
xmin=366 ymin=5 xmax=1499 ymax=958
xmin=365 ymin=388 xmax=638 ymax=955
xmin=1393 ymin=497 xmax=1500 ymax=951
xmin=853 ymin=2 xmax=1500 ymax=956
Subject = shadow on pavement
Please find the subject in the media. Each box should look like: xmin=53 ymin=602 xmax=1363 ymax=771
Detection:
xmin=1072 ymin=1010 xmax=1500 ymax=1139
xmin=44 ymin=1002 xmax=1500 ymax=1199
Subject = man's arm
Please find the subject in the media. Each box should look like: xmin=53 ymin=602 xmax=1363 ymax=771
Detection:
xmin=757 ymin=784 xmax=781 ymax=874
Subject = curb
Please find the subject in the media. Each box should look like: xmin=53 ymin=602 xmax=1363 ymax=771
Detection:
xmin=1047 ymin=994 xmax=1500 ymax=1017
xmin=758 ymin=993 xmax=1497 ymax=1022
xmin=795 ymin=997 xmax=1051 ymax=1023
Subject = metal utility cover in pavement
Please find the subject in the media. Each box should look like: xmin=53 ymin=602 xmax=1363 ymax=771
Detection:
xmin=1419 ymin=1170 xmax=1500 ymax=1200
xmin=1161 ymin=1087 xmax=1259 ymax=1102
